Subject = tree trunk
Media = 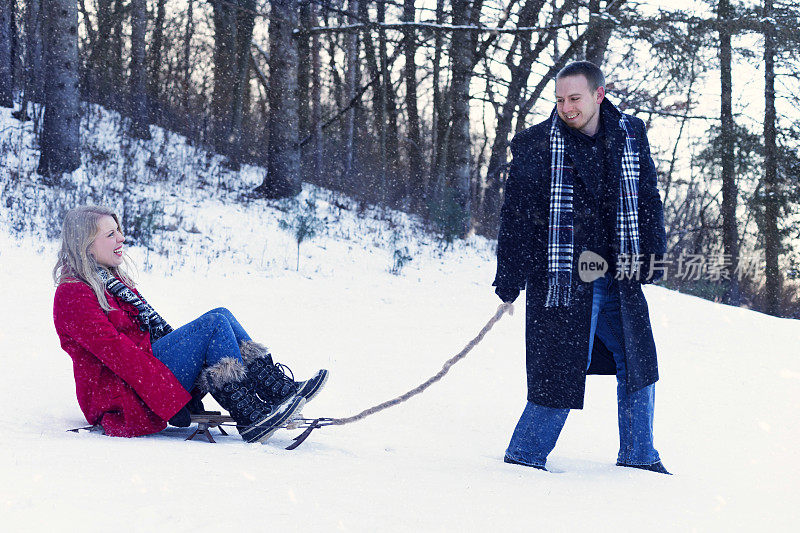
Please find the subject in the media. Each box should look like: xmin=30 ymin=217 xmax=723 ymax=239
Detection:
xmin=343 ymin=0 xmax=359 ymax=182
xmin=148 ymin=0 xmax=166 ymax=121
xmin=85 ymin=0 xmax=112 ymax=103
xmin=310 ymin=2 xmax=323 ymax=182
xmin=229 ymin=0 xmax=256 ymax=168
xmin=129 ymin=0 xmax=150 ymax=139
xmin=298 ymin=0 xmax=312 ymax=150
xmin=403 ymin=0 xmax=423 ymax=203
xmin=445 ymin=0 xmax=475 ymax=235
xmin=430 ymin=0 xmax=448 ymax=199
xmin=23 ymin=0 xmax=44 ymax=105
xmin=183 ymin=0 xmax=193 ymax=112
xmin=761 ymin=0 xmax=781 ymax=315
xmin=717 ymin=0 xmax=740 ymax=304
xmin=358 ymin=0 xmax=387 ymax=198
xmin=377 ymin=0 xmax=399 ymax=201
xmin=38 ymin=0 xmax=81 ymax=179
xmin=111 ymin=0 xmax=123 ymax=98
xmin=585 ymin=0 xmax=624 ymax=66
xmin=0 ymin=0 xmax=16 ymax=107
xmin=255 ymin=0 xmax=301 ymax=198
xmin=211 ymin=0 xmax=238 ymax=153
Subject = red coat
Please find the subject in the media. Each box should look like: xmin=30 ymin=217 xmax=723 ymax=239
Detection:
xmin=53 ymin=279 xmax=191 ymax=437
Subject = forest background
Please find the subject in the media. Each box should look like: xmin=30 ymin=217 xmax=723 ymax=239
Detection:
xmin=0 ymin=0 xmax=798 ymax=317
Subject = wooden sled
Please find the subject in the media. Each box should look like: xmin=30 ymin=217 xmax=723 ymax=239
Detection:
xmin=68 ymin=412 xmax=330 ymax=450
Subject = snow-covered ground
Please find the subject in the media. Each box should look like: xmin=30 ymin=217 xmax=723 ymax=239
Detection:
xmin=1 ymin=105 xmax=799 ymax=531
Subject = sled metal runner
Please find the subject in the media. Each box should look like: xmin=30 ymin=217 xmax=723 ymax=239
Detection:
xmin=66 ymin=414 xmax=335 ymax=450
xmin=201 ymin=415 xmax=337 ymax=450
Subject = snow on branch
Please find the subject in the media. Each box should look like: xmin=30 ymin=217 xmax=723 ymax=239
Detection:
xmin=296 ymin=20 xmax=588 ymax=36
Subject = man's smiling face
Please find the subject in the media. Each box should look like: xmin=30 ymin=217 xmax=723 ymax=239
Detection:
xmin=555 ymin=74 xmax=605 ymax=136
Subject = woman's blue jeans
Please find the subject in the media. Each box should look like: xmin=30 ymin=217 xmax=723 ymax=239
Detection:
xmin=151 ymin=308 xmax=252 ymax=392
xmin=505 ymin=275 xmax=660 ymax=467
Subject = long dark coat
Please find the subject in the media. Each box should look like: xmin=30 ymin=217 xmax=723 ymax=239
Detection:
xmin=494 ymin=100 xmax=667 ymax=409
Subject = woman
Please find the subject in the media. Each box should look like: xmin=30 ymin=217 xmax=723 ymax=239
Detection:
xmin=53 ymin=206 xmax=328 ymax=443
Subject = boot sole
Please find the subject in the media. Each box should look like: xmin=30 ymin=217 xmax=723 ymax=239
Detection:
xmin=239 ymin=395 xmax=306 ymax=443
xmin=298 ymin=369 xmax=329 ymax=403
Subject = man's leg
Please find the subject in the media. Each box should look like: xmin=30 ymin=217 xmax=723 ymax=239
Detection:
xmin=586 ymin=276 xmax=605 ymax=370
xmin=504 ymin=278 xmax=608 ymax=469
xmin=505 ymin=402 xmax=569 ymax=468
xmin=594 ymin=276 xmax=660 ymax=465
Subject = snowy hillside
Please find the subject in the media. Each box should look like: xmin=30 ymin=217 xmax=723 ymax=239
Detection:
xmin=1 ymin=105 xmax=799 ymax=532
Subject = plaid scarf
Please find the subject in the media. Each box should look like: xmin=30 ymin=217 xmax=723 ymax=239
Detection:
xmin=97 ymin=269 xmax=174 ymax=342
xmin=546 ymin=110 xmax=641 ymax=307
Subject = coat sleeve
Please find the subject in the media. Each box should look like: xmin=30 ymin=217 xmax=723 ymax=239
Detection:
xmin=53 ymin=282 xmax=190 ymax=420
xmin=493 ymin=135 xmax=539 ymax=294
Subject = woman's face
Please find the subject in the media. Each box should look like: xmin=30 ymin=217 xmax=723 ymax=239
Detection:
xmin=89 ymin=215 xmax=125 ymax=268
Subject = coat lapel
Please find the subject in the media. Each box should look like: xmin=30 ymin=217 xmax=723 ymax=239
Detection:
xmin=602 ymin=99 xmax=627 ymax=186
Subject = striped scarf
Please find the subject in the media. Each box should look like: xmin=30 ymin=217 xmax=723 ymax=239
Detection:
xmin=546 ymin=111 xmax=641 ymax=307
xmin=97 ymin=269 xmax=174 ymax=342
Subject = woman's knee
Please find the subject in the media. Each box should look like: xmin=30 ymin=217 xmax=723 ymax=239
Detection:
xmin=208 ymin=307 xmax=235 ymax=320
xmin=192 ymin=313 xmax=223 ymax=333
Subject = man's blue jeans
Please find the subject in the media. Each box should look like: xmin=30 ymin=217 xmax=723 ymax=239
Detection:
xmin=151 ymin=307 xmax=252 ymax=392
xmin=505 ymin=275 xmax=660 ymax=467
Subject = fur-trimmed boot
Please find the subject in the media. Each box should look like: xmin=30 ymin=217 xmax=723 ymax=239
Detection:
xmin=200 ymin=357 xmax=306 ymax=443
xmin=240 ymin=341 xmax=329 ymax=405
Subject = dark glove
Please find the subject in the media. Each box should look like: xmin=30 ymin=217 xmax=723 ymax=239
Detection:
xmin=186 ymin=390 xmax=206 ymax=414
xmin=495 ymin=286 xmax=520 ymax=304
xmin=168 ymin=406 xmax=191 ymax=427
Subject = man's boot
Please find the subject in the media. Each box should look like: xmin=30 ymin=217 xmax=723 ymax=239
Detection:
xmin=201 ymin=357 xmax=305 ymax=443
xmin=240 ymin=341 xmax=329 ymax=404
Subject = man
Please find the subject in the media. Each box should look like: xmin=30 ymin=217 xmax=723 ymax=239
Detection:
xmin=493 ymin=61 xmax=669 ymax=474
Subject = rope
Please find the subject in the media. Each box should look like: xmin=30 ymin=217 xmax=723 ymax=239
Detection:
xmin=327 ymin=302 xmax=514 ymax=426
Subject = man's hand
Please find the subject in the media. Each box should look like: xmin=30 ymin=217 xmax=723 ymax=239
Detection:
xmin=495 ymin=286 xmax=520 ymax=304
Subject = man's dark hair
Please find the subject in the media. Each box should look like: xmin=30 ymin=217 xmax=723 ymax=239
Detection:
xmin=556 ymin=61 xmax=605 ymax=91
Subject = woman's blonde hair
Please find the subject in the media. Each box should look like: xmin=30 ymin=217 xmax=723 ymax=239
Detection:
xmin=53 ymin=206 xmax=135 ymax=311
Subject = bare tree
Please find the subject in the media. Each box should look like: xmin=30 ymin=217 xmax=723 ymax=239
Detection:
xmin=445 ymin=0 xmax=478 ymax=234
xmin=182 ymin=0 xmax=194 ymax=111
xmin=403 ymin=0 xmax=423 ymax=202
xmin=761 ymin=0 xmax=781 ymax=315
xmin=310 ymin=2 xmax=323 ymax=182
xmin=38 ymin=0 xmax=81 ymax=179
xmin=209 ymin=0 xmax=255 ymax=166
xmin=83 ymin=0 xmax=111 ymax=102
xmin=343 ymin=0 xmax=359 ymax=182
xmin=298 ymin=0 xmax=312 ymax=150
xmin=148 ymin=0 xmax=166 ymax=120
xmin=377 ymin=0 xmax=400 ymax=199
xmin=129 ymin=0 xmax=150 ymax=139
xmin=718 ymin=0 xmax=740 ymax=304
xmin=254 ymin=0 xmax=301 ymax=198
xmin=230 ymin=0 xmax=256 ymax=167
xmin=111 ymin=0 xmax=123 ymax=95
xmin=211 ymin=0 xmax=238 ymax=153
xmin=585 ymin=0 xmax=625 ymax=65
xmin=0 ymin=0 xmax=15 ymax=107
xmin=359 ymin=0 xmax=388 ymax=196
xmin=483 ymin=0 xmax=555 ymax=228
xmin=430 ymin=0 xmax=448 ymax=193
xmin=23 ymin=0 xmax=44 ymax=106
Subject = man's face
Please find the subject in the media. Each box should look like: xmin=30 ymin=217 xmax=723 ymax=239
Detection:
xmin=555 ymin=75 xmax=605 ymax=136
